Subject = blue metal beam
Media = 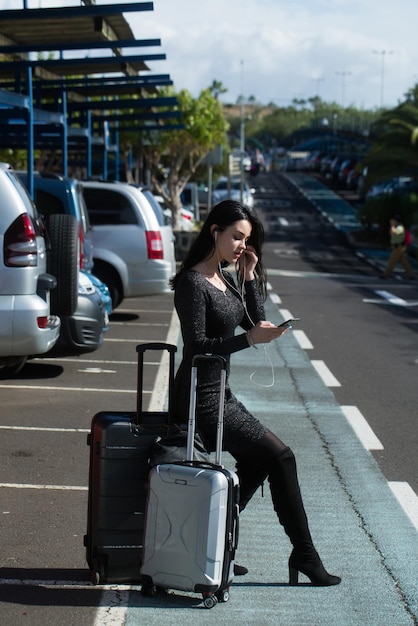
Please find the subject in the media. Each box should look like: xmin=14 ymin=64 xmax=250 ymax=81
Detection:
xmin=32 ymin=74 xmax=172 ymax=88
xmin=66 ymin=97 xmax=178 ymax=111
xmin=91 ymin=111 xmax=182 ymax=122
xmin=0 ymin=3 xmax=154 ymax=20
xmin=0 ymin=38 xmax=161 ymax=55
xmin=0 ymin=54 xmax=166 ymax=71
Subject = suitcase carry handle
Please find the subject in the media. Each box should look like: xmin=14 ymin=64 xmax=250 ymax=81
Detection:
xmin=136 ymin=343 xmax=177 ymax=425
xmin=188 ymin=354 xmax=226 ymax=466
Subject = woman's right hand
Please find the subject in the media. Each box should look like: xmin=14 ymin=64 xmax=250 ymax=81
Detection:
xmin=248 ymin=321 xmax=288 ymax=346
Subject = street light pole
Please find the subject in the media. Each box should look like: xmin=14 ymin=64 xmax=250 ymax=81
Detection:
xmin=312 ymin=76 xmax=325 ymax=98
xmin=239 ymin=60 xmax=245 ymax=204
xmin=335 ymin=70 xmax=351 ymax=109
xmin=373 ymin=49 xmax=394 ymax=108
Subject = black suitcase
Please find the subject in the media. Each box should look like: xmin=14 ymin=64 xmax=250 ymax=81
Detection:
xmin=84 ymin=342 xmax=177 ymax=584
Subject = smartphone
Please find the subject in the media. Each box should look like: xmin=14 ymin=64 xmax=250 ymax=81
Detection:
xmin=278 ymin=318 xmax=300 ymax=328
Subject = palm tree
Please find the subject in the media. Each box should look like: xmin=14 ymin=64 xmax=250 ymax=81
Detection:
xmin=362 ymin=102 xmax=418 ymax=191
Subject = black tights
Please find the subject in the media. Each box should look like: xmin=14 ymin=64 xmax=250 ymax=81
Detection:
xmin=232 ymin=430 xmax=314 ymax=554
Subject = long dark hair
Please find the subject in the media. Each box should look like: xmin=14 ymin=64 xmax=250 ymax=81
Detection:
xmin=170 ymin=199 xmax=267 ymax=299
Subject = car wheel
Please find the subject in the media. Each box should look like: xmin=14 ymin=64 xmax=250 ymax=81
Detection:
xmin=47 ymin=214 xmax=79 ymax=316
xmin=92 ymin=261 xmax=123 ymax=308
xmin=0 ymin=357 xmax=27 ymax=379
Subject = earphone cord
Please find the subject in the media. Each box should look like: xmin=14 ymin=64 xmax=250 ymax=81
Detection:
xmin=217 ymin=260 xmax=275 ymax=388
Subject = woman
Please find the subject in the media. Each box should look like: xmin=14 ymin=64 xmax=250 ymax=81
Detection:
xmin=382 ymin=215 xmax=415 ymax=279
xmin=171 ymin=199 xmax=340 ymax=586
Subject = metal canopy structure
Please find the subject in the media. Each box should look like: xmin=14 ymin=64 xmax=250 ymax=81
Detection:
xmin=0 ymin=1 xmax=181 ymax=189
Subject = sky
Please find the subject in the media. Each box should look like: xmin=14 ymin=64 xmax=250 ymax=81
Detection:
xmin=3 ymin=0 xmax=418 ymax=110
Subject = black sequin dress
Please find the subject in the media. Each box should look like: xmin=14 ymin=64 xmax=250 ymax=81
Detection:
xmin=173 ymin=269 xmax=268 ymax=455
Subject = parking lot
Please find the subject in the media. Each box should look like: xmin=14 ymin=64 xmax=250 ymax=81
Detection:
xmin=0 ymin=293 xmax=176 ymax=625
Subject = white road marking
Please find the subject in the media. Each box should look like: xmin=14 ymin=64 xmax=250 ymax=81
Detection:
xmin=148 ymin=310 xmax=180 ymax=413
xmin=93 ymin=310 xmax=180 ymax=625
xmin=0 ymin=579 xmax=122 ymax=589
xmin=77 ymin=368 xmax=118 ymax=374
xmin=103 ymin=338 xmax=164 ymax=343
xmin=113 ymin=308 xmax=173 ymax=314
xmin=293 ymin=330 xmax=313 ymax=350
xmin=374 ymin=290 xmax=418 ymax=306
xmin=0 ymin=425 xmax=89 ymax=433
xmin=35 ymin=357 xmax=151 ymax=366
xmin=363 ymin=289 xmax=418 ymax=306
xmin=0 ymin=483 xmax=87 ymax=491
xmin=269 ymin=292 xmax=282 ymax=304
xmin=278 ymin=308 xmax=295 ymax=322
xmin=388 ymin=482 xmax=418 ymax=532
xmin=311 ymin=360 xmax=341 ymax=387
xmin=0 ymin=384 xmax=138 ymax=393
xmin=341 ymin=406 xmax=384 ymax=450
xmin=110 ymin=322 xmax=168 ymax=326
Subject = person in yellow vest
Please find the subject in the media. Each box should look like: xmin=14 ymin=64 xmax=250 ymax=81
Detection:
xmin=382 ymin=215 xmax=415 ymax=279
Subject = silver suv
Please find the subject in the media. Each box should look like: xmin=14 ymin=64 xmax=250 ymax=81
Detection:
xmin=82 ymin=181 xmax=176 ymax=307
xmin=0 ymin=164 xmax=60 ymax=377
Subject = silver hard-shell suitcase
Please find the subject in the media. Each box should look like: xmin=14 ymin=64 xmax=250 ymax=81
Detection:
xmin=140 ymin=355 xmax=240 ymax=608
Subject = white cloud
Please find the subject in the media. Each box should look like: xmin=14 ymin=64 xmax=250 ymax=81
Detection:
xmin=1 ymin=0 xmax=417 ymax=109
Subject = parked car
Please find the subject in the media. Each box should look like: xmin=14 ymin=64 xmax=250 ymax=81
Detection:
xmin=82 ymin=181 xmax=176 ymax=307
xmin=338 ymin=158 xmax=357 ymax=184
xmin=180 ymin=182 xmax=200 ymax=221
xmin=17 ymin=170 xmax=93 ymax=274
xmin=136 ymin=187 xmax=177 ymax=254
xmin=155 ymin=194 xmax=196 ymax=232
xmin=18 ymin=171 xmax=110 ymax=354
xmin=212 ymin=176 xmax=255 ymax=209
xmin=0 ymin=163 xmax=60 ymax=377
xmin=49 ymin=270 xmax=110 ymax=356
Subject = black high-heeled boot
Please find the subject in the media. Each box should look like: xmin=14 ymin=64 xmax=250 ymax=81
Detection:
xmin=288 ymin=548 xmax=341 ymax=586
xmin=267 ymin=444 xmax=341 ymax=587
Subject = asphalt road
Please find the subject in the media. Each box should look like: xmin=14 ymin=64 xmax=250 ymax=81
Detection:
xmin=0 ymin=169 xmax=416 ymax=624
xmin=0 ymin=294 xmax=177 ymax=625
xmin=255 ymin=170 xmax=418 ymax=495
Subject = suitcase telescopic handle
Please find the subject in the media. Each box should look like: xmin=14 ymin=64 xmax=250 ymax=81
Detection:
xmin=188 ymin=354 xmax=227 ymax=465
xmin=136 ymin=343 xmax=177 ymax=424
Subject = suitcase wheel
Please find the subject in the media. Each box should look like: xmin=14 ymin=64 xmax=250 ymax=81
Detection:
xmin=202 ymin=593 xmax=218 ymax=609
xmin=216 ymin=587 xmax=230 ymax=603
xmin=141 ymin=576 xmax=156 ymax=597
xmin=90 ymin=559 xmax=105 ymax=585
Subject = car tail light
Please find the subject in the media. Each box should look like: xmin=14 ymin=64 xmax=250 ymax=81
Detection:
xmin=37 ymin=316 xmax=48 ymax=329
xmin=145 ymin=230 xmax=164 ymax=260
xmin=181 ymin=211 xmax=192 ymax=221
xmin=4 ymin=214 xmax=38 ymax=267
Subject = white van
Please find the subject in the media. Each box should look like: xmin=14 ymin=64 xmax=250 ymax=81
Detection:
xmin=82 ymin=181 xmax=176 ymax=307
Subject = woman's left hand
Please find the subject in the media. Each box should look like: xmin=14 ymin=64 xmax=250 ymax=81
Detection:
xmin=249 ymin=321 xmax=288 ymax=346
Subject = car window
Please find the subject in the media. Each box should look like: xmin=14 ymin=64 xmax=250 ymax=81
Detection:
xmin=6 ymin=169 xmax=44 ymax=235
xmin=215 ymin=180 xmax=227 ymax=190
xmin=142 ymin=190 xmax=165 ymax=227
xmin=84 ymin=188 xmax=138 ymax=226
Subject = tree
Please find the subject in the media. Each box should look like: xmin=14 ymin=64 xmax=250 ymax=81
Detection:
xmin=122 ymin=87 xmax=228 ymax=230
xmin=362 ymin=101 xmax=418 ymax=192
xmin=208 ymin=79 xmax=228 ymax=100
